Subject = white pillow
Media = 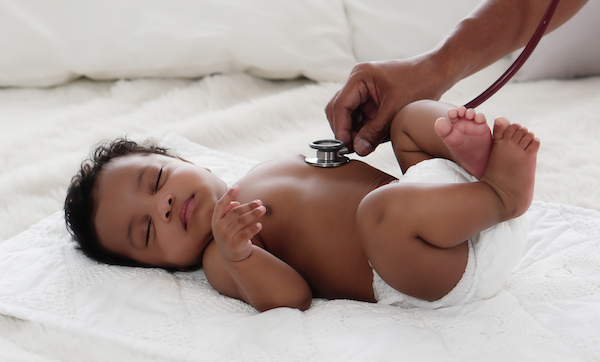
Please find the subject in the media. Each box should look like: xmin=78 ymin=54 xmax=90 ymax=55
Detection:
xmin=511 ymin=0 xmax=600 ymax=81
xmin=344 ymin=0 xmax=481 ymax=62
xmin=0 ymin=0 xmax=356 ymax=87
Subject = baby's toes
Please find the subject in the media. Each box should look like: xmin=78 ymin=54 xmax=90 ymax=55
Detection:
xmin=503 ymin=124 xmax=520 ymax=141
xmin=465 ymin=108 xmax=476 ymax=120
xmin=434 ymin=117 xmax=453 ymax=138
xmin=447 ymin=108 xmax=459 ymax=120
xmin=474 ymin=112 xmax=486 ymax=124
xmin=493 ymin=117 xmax=511 ymax=140
xmin=526 ymin=137 xmax=541 ymax=153
xmin=518 ymin=130 xmax=535 ymax=148
xmin=513 ymin=126 xmax=530 ymax=145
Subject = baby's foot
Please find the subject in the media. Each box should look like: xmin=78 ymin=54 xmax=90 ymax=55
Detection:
xmin=434 ymin=107 xmax=492 ymax=179
xmin=480 ymin=117 xmax=540 ymax=221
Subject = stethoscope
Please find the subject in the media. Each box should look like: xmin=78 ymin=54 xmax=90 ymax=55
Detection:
xmin=304 ymin=139 xmax=351 ymax=167
xmin=306 ymin=0 xmax=560 ymax=168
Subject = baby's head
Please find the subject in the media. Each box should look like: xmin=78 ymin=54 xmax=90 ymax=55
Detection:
xmin=65 ymin=138 xmax=227 ymax=271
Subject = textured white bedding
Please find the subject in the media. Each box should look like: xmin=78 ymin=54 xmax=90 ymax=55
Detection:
xmin=1 ymin=133 xmax=600 ymax=361
xmin=1 ymin=66 xmax=599 ymax=361
xmin=1 ymin=1 xmax=600 ymax=359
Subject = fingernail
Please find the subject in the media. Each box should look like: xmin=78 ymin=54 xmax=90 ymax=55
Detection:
xmin=355 ymin=138 xmax=372 ymax=155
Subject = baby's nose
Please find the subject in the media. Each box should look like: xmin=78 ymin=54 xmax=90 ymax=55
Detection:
xmin=158 ymin=194 xmax=174 ymax=222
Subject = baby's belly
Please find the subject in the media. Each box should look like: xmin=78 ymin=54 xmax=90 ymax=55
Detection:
xmin=270 ymin=212 xmax=377 ymax=302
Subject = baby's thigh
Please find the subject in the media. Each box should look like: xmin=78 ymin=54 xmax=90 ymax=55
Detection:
xmin=356 ymin=184 xmax=468 ymax=301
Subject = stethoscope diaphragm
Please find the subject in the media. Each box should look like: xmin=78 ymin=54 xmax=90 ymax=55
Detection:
xmin=305 ymin=139 xmax=351 ymax=168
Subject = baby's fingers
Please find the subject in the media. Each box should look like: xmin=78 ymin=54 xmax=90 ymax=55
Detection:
xmin=225 ymin=201 xmax=241 ymax=214
xmin=224 ymin=208 xmax=264 ymax=262
xmin=213 ymin=185 xmax=241 ymax=220
xmin=212 ymin=195 xmax=266 ymax=262
xmin=223 ymin=201 xmax=266 ymax=231
xmin=231 ymin=221 xmax=263 ymax=248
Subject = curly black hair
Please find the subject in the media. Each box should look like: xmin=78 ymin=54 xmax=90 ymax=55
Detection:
xmin=64 ymin=138 xmax=173 ymax=269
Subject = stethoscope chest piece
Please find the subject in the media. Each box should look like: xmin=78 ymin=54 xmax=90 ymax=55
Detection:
xmin=305 ymin=139 xmax=350 ymax=168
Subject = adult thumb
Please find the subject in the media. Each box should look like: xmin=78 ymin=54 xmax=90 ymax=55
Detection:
xmin=353 ymin=117 xmax=390 ymax=156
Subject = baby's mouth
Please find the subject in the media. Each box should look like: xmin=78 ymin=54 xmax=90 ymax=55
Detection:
xmin=178 ymin=195 xmax=196 ymax=230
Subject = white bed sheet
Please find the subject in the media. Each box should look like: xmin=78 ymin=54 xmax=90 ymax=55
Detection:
xmin=1 ymin=65 xmax=600 ymax=361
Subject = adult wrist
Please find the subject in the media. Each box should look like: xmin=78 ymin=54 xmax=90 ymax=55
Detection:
xmin=409 ymin=50 xmax=458 ymax=102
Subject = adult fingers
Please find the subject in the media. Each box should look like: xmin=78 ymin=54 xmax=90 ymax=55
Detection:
xmin=353 ymin=106 xmax=395 ymax=156
xmin=329 ymin=86 xmax=362 ymax=146
xmin=327 ymin=66 xmax=377 ymax=145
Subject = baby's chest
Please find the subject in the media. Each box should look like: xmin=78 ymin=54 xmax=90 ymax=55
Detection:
xmin=259 ymin=197 xmax=364 ymax=264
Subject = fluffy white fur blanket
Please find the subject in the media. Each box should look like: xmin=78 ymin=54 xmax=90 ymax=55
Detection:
xmin=1 ymin=62 xmax=600 ymax=360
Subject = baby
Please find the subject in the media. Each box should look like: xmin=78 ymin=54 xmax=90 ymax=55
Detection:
xmin=64 ymin=99 xmax=539 ymax=312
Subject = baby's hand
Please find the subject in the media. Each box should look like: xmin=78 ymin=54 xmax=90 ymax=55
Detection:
xmin=211 ymin=185 xmax=266 ymax=262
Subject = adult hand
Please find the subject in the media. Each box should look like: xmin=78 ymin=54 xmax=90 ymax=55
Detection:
xmin=325 ymin=56 xmax=450 ymax=156
xmin=326 ymin=0 xmax=588 ymax=157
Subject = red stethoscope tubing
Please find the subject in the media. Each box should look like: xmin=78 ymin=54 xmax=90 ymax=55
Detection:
xmin=463 ymin=0 xmax=561 ymax=109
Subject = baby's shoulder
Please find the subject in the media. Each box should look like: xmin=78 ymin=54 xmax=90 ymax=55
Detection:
xmin=241 ymin=155 xmax=307 ymax=183
xmin=249 ymin=155 xmax=305 ymax=172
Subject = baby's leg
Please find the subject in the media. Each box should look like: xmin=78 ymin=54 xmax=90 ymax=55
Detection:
xmin=357 ymin=120 xmax=539 ymax=301
xmin=390 ymin=100 xmax=491 ymax=178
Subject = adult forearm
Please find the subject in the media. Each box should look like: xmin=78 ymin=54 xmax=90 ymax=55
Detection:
xmin=223 ymin=245 xmax=312 ymax=312
xmin=430 ymin=0 xmax=588 ymax=86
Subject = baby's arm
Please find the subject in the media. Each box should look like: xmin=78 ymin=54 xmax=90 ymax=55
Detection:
xmin=204 ymin=185 xmax=312 ymax=312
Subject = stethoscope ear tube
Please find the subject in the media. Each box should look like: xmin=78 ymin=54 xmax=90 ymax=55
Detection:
xmin=463 ymin=0 xmax=560 ymax=108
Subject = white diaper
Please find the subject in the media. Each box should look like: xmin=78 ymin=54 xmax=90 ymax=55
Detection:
xmin=372 ymin=159 xmax=528 ymax=309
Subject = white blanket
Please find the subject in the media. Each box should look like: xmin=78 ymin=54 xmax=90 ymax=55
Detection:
xmin=1 ymin=67 xmax=600 ymax=361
